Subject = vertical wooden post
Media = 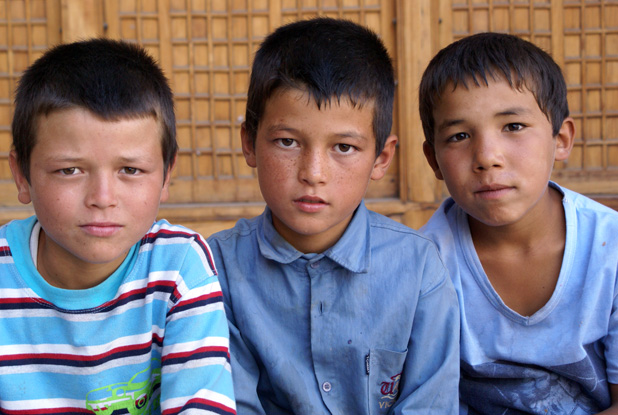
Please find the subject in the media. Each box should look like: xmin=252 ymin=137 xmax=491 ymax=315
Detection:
xmin=395 ymin=0 xmax=438 ymax=206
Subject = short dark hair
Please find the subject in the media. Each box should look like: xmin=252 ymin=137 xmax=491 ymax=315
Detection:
xmin=419 ymin=32 xmax=569 ymax=146
xmin=12 ymin=38 xmax=177 ymax=182
xmin=244 ymin=17 xmax=395 ymax=155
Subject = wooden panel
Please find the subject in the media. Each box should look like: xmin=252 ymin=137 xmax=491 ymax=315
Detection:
xmin=0 ymin=1 xmax=615 ymax=232
xmin=0 ymin=0 xmax=60 ymax=208
xmin=101 ymin=0 xmax=399 ymax=205
xmin=553 ymin=0 xmax=618 ymax=193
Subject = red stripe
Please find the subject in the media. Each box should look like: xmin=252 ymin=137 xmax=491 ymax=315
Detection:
xmin=169 ymin=290 xmax=222 ymax=314
xmin=97 ymin=280 xmax=176 ymax=309
xmin=162 ymin=345 xmax=228 ymax=362
xmin=143 ymin=228 xmax=217 ymax=274
xmin=0 ymin=340 xmax=152 ymax=363
xmin=1 ymin=407 xmax=93 ymax=415
xmin=0 ymin=297 xmax=51 ymax=305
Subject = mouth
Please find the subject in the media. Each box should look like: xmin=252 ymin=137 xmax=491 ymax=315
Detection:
xmin=474 ymin=184 xmax=514 ymax=199
xmin=80 ymin=223 xmax=123 ymax=237
xmin=294 ymin=196 xmax=328 ymax=212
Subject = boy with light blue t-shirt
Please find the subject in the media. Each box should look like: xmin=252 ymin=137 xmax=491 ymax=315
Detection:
xmin=1 ymin=39 xmax=235 ymax=414
xmin=419 ymin=32 xmax=618 ymax=414
xmin=207 ymin=17 xmax=460 ymax=415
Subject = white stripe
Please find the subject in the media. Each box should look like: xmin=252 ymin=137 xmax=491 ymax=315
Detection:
xmin=0 ymin=287 xmax=38 ymax=298
xmin=162 ymin=357 xmax=232 ymax=375
xmin=163 ymin=336 xmax=229 ymax=356
xmin=0 ymin=397 xmax=85 ymax=410
xmin=166 ymin=302 xmax=224 ymax=323
xmin=161 ymin=388 xmax=236 ymax=412
xmin=0 ymin=256 xmax=13 ymax=264
xmin=0 ymin=330 xmax=158 ymax=357
xmin=0 ymin=354 xmax=153 ymax=376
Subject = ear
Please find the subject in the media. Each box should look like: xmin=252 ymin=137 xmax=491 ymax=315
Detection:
xmin=370 ymin=135 xmax=398 ymax=181
xmin=241 ymin=122 xmax=257 ymax=168
xmin=422 ymin=141 xmax=444 ymax=180
xmin=554 ymin=117 xmax=575 ymax=162
xmin=159 ymin=154 xmax=176 ymax=203
xmin=8 ymin=150 xmax=32 ymax=205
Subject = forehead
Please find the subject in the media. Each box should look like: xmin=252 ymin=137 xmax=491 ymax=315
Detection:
xmin=433 ymin=78 xmax=541 ymax=120
xmin=261 ymin=88 xmax=376 ymax=131
xmin=34 ymin=107 xmax=163 ymax=142
xmin=32 ymin=108 xmax=163 ymax=156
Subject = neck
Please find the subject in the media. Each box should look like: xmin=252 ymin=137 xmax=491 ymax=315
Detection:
xmin=468 ymin=185 xmax=565 ymax=252
xmin=37 ymin=232 xmax=126 ymax=290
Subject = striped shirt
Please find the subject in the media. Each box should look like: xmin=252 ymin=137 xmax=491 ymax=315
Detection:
xmin=0 ymin=216 xmax=236 ymax=415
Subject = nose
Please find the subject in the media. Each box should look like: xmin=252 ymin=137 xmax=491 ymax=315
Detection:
xmin=298 ymin=149 xmax=328 ymax=185
xmin=472 ymin=133 xmax=503 ymax=172
xmin=85 ymin=172 xmax=118 ymax=208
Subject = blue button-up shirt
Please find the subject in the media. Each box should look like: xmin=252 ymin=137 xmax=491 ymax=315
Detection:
xmin=208 ymin=202 xmax=459 ymax=415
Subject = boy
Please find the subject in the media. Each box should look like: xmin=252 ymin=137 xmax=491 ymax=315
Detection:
xmin=207 ymin=17 xmax=459 ymax=415
xmin=1 ymin=39 xmax=235 ymax=414
xmin=419 ymin=32 xmax=618 ymax=414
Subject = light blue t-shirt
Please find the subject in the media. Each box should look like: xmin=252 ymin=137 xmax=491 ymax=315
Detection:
xmin=421 ymin=183 xmax=618 ymax=415
xmin=207 ymin=201 xmax=460 ymax=415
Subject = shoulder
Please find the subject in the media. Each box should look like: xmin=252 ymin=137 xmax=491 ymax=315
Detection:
xmin=420 ymin=198 xmax=460 ymax=247
xmin=206 ymin=214 xmax=265 ymax=263
xmin=562 ymin=186 xmax=618 ymax=220
xmin=365 ymin=209 xmax=451 ymax=292
xmin=1 ymin=216 xmax=37 ymax=258
xmin=207 ymin=215 xmax=261 ymax=246
xmin=139 ymin=219 xmax=217 ymax=280
xmin=367 ymin=208 xmax=434 ymax=244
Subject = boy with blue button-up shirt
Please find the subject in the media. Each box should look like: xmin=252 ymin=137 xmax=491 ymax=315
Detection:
xmin=207 ymin=17 xmax=460 ymax=415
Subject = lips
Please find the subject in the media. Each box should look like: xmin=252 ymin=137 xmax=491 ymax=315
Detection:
xmin=474 ymin=184 xmax=513 ymax=199
xmin=80 ymin=223 xmax=123 ymax=237
xmin=294 ymin=196 xmax=327 ymax=213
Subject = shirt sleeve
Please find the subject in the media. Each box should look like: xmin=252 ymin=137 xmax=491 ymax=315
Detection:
xmin=390 ymin=255 xmax=460 ymax=415
xmin=159 ymin=236 xmax=237 ymax=414
xmin=604 ymin=271 xmax=618 ymax=385
xmin=226 ymin=303 xmax=269 ymax=415
xmin=207 ymin=235 xmax=267 ymax=415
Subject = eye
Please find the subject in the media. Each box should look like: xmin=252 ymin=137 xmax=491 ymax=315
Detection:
xmin=58 ymin=167 xmax=80 ymax=175
xmin=504 ymin=123 xmax=524 ymax=132
xmin=121 ymin=167 xmax=140 ymax=175
xmin=334 ymin=143 xmax=357 ymax=154
xmin=447 ymin=132 xmax=469 ymax=143
xmin=275 ymin=138 xmax=298 ymax=148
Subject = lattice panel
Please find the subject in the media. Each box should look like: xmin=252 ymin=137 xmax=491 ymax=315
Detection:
xmin=561 ymin=0 xmax=618 ymax=173
xmin=453 ymin=0 xmax=553 ymax=48
xmin=0 ymin=0 xmax=59 ymax=207
xmin=164 ymin=0 xmax=259 ymax=203
xmin=113 ymin=0 xmax=398 ymax=204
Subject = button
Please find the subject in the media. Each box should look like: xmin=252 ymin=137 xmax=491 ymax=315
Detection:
xmin=310 ymin=261 xmax=320 ymax=269
xmin=322 ymin=381 xmax=332 ymax=392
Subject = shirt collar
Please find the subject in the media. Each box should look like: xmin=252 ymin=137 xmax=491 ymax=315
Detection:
xmin=256 ymin=202 xmax=371 ymax=273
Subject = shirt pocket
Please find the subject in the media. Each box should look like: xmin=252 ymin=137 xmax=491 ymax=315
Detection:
xmin=367 ymin=348 xmax=407 ymax=415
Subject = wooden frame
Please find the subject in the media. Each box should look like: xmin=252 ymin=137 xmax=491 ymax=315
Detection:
xmin=0 ymin=0 xmax=616 ymax=235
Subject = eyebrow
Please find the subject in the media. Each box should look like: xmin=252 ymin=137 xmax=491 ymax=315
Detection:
xmin=436 ymin=106 xmax=533 ymax=132
xmin=265 ymin=123 xmax=369 ymax=140
xmin=43 ymin=155 xmax=154 ymax=164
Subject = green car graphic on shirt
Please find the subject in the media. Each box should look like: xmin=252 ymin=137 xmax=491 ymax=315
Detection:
xmin=85 ymin=360 xmax=161 ymax=415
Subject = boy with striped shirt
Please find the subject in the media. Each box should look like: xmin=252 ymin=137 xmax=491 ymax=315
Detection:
xmin=1 ymin=39 xmax=235 ymax=414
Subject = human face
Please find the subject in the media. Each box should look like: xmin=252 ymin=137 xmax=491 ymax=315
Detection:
xmin=423 ymin=78 xmax=574 ymax=230
xmin=242 ymin=89 xmax=397 ymax=253
xmin=9 ymin=108 xmax=172 ymax=288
